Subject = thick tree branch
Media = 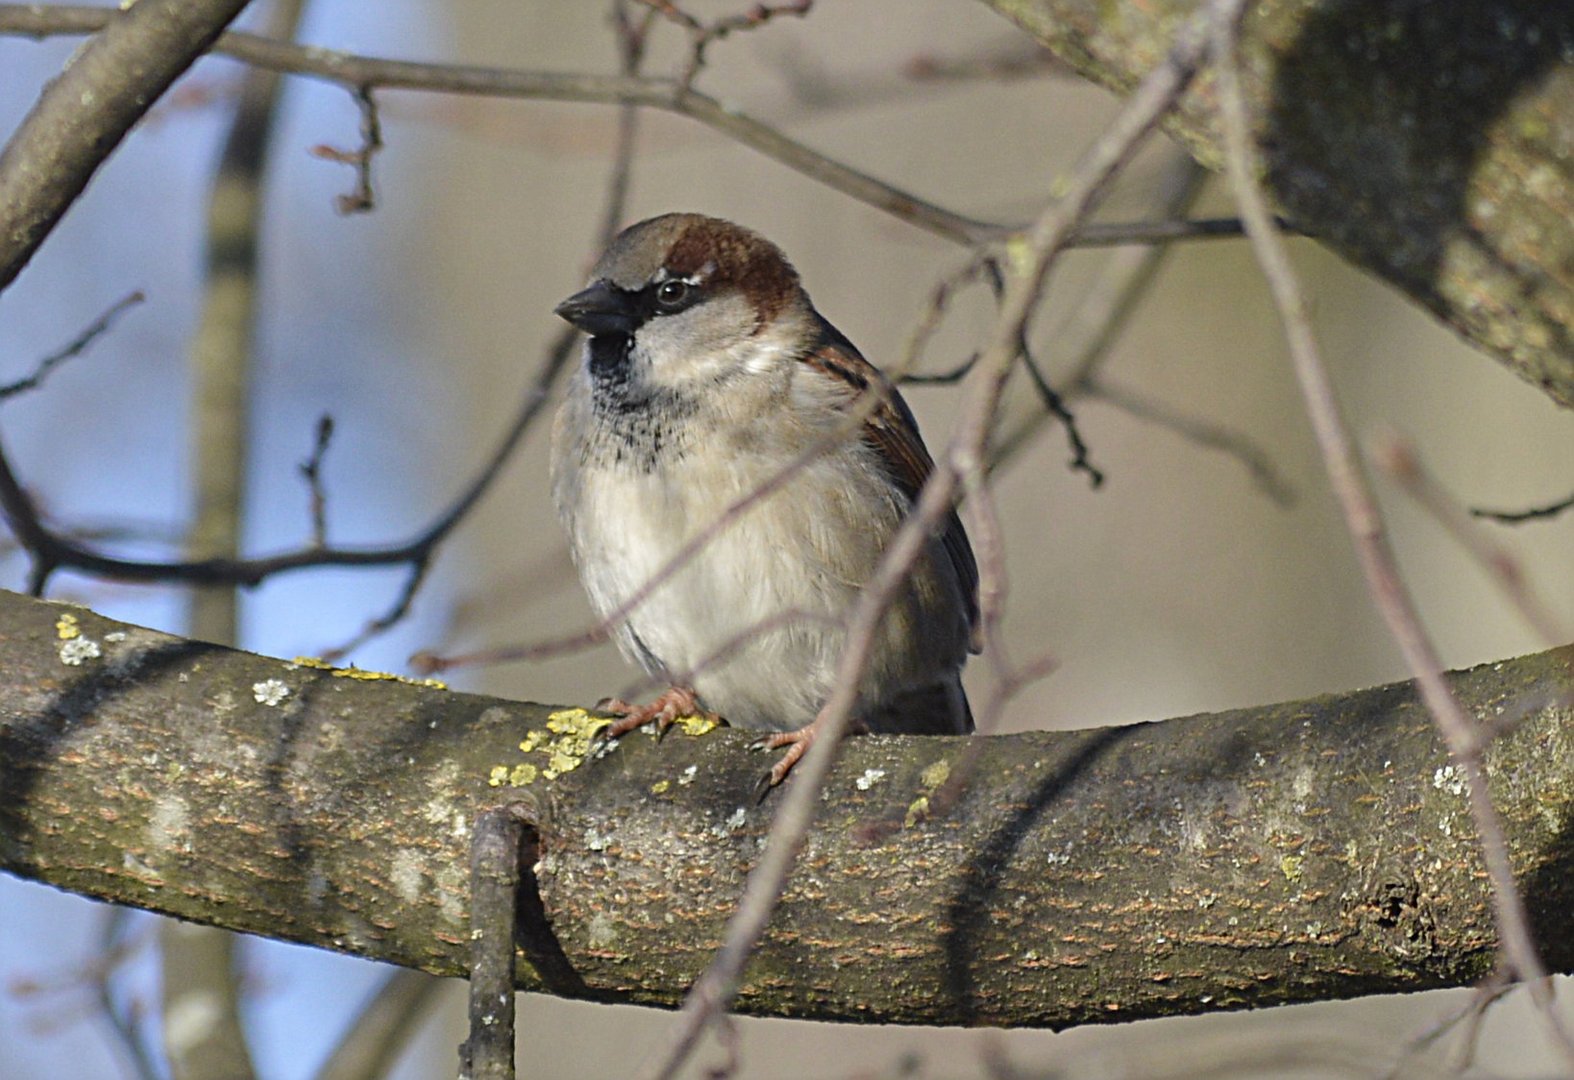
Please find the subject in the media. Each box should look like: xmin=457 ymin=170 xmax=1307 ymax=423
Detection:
xmin=3 ymin=590 xmax=1574 ymax=1028
xmin=982 ymin=0 xmax=1574 ymax=408
xmin=0 ymin=0 xmax=254 ymax=293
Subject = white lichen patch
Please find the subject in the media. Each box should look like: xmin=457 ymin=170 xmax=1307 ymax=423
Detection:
xmin=58 ymin=636 xmax=101 ymax=666
xmin=423 ymin=767 xmax=469 ymax=840
xmin=710 ymin=807 xmax=748 ymax=838
xmin=677 ymin=764 xmax=698 ymax=786
xmin=587 ymin=911 xmax=618 ymax=950
xmin=855 ymin=768 xmax=886 ymax=791
xmin=1433 ymin=763 xmax=1467 ymax=797
xmin=390 ymin=848 xmax=424 ymax=905
xmin=252 ymin=679 xmax=290 ymax=706
xmin=149 ymin=795 xmax=191 ymax=853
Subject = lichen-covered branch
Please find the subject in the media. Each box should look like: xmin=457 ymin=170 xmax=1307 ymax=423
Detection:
xmin=981 ymin=0 xmax=1574 ymax=408
xmin=2 ymin=589 xmax=1574 ymax=1028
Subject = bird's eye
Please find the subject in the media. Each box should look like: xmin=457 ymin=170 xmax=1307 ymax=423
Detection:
xmin=655 ymin=280 xmax=690 ymax=308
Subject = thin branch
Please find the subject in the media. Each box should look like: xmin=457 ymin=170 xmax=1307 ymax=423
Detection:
xmin=319 ymin=555 xmax=431 ymax=663
xmin=0 ymin=6 xmax=1303 ymax=257
xmin=1390 ymin=969 xmax=1514 ymax=1080
xmin=610 ymin=607 xmax=840 ymax=707
xmin=990 ymin=150 xmax=1209 ymax=472
xmin=299 ymin=414 xmax=335 ymax=548
xmin=0 ymin=312 xmax=573 ymax=600
xmin=1211 ymin=1 xmax=1574 ymax=1060
xmin=1472 ymin=491 xmax=1574 ymax=525
xmin=0 ymin=0 xmax=254 ymax=293
xmin=637 ymin=6 xmax=1227 ymax=1076
xmin=1373 ymin=431 xmax=1566 ymax=645
xmin=1067 ymin=214 xmax=1298 ymax=247
xmin=0 ymin=4 xmax=1001 ymax=247
xmin=904 ymin=40 xmax=1065 ymax=83
xmin=458 ymin=805 xmax=536 ymax=1080
xmin=308 ymin=86 xmax=382 ymax=214
xmin=635 ymin=0 xmax=813 ymax=91
xmin=1085 ymin=376 xmax=1296 ymax=505
xmin=0 ymin=291 xmax=144 ymax=400
xmin=983 ymin=257 xmax=1100 ymax=486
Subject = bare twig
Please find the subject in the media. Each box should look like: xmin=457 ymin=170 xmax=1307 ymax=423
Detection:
xmin=1084 ymin=376 xmax=1296 ymax=505
xmin=8 ymin=908 xmax=159 ymax=1080
xmin=1373 ymin=431 xmax=1566 ymax=644
xmin=299 ymin=414 xmax=335 ymax=548
xmin=1211 ymin=1 xmax=1574 ymax=1061
xmin=394 ymin=2 xmax=658 ymax=667
xmin=0 ymin=303 xmax=574 ymax=604
xmin=899 ymin=259 xmax=1102 ymax=485
xmin=611 ymin=607 xmax=839 ymax=706
xmin=1472 ymin=491 xmax=1574 ymax=524
xmin=1390 ymin=968 xmax=1514 ymax=1080
xmin=0 ymin=5 xmax=1304 ymax=259
xmin=309 ymin=86 xmax=382 ymax=214
xmin=1068 ymin=214 xmax=1298 ymax=247
xmin=0 ymin=4 xmax=1000 ymax=246
xmin=458 ymin=804 xmax=535 ymax=1080
xmin=636 ymin=0 xmax=813 ymax=91
xmin=0 ymin=291 xmax=144 ymax=400
xmin=636 ymin=7 xmax=1227 ymax=1076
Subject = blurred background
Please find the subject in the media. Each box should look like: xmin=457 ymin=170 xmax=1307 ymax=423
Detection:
xmin=2 ymin=1 xmax=1573 ymax=1077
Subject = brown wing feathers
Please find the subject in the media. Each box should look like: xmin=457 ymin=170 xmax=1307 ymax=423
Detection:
xmin=802 ymin=315 xmax=981 ymax=647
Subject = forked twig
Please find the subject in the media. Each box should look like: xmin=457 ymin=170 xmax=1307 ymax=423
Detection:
xmin=0 ymin=291 xmax=144 ymax=400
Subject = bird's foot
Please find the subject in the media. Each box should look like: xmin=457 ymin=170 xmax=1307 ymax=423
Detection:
xmin=750 ymin=711 xmax=867 ymax=799
xmin=595 ymin=685 xmax=717 ymax=744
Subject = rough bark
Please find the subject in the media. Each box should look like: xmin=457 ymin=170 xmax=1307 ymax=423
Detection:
xmin=3 ymin=590 xmax=1574 ymax=1028
xmin=982 ymin=0 xmax=1574 ymax=408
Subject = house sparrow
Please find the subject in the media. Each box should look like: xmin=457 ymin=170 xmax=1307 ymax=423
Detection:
xmin=550 ymin=213 xmax=978 ymax=787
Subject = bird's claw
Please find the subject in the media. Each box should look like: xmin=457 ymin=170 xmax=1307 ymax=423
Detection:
xmin=749 ymin=726 xmax=815 ymax=800
xmin=589 ymin=686 xmax=717 ymax=751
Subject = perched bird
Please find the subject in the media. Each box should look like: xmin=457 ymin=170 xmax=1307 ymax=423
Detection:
xmin=550 ymin=213 xmax=978 ymax=787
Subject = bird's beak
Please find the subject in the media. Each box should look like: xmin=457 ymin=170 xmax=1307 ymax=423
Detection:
xmin=554 ymin=281 xmax=639 ymax=336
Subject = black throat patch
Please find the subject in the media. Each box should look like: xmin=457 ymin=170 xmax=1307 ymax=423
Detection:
xmin=582 ymin=334 xmax=698 ymax=472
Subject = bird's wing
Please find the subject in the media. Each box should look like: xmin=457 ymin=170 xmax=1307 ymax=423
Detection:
xmin=801 ymin=312 xmax=981 ymax=650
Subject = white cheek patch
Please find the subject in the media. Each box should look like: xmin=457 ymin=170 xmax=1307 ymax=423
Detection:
xmin=740 ymin=337 xmax=790 ymax=376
